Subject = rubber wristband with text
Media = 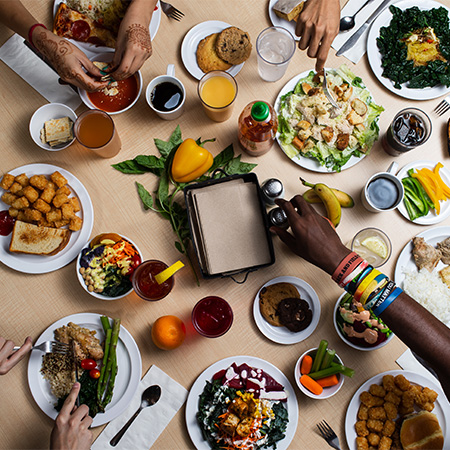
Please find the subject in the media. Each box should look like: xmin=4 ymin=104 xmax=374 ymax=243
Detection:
xmin=360 ymin=274 xmax=389 ymax=306
xmin=28 ymin=23 xmax=47 ymax=49
xmin=372 ymin=287 xmax=403 ymax=316
xmin=370 ymin=280 xmax=396 ymax=312
xmin=339 ymin=260 xmax=367 ymax=288
xmin=346 ymin=264 xmax=372 ymax=295
xmin=354 ymin=269 xmax=382 ymax=303
xmin=332 ymin=252 xmax=362 ymax=284
xmin=364 ymin=278 xmax=389 ymax=310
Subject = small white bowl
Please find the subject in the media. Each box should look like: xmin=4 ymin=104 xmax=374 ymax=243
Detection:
xmin=76 ymin=233 xmax=142 ymax=300
xmin=29 ymin=103 xmax=77 ymax=151
xmin=334 ymin=293 xmax=394 ymax=352
xmin=79 ymin=53 xmax=142 ymax=115
xmin=294 ymin=348 xmax=345 ymax=399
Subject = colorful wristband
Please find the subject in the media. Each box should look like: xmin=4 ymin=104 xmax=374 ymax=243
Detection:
xmin=372 ymin=287 xmax=403 ymax=316
xmin=340 ymin=259 xmax=367 ymax=288
xmin=346 ymin=264 xmax=372 ymax=295
xmin=364 ymin=278 xmax=389 ymax=310
xmin=360 ymin=274 xmax=389 ymax=306
xmin=332 ymin=252 xmax=361 ymax=284
xmin=354 ymin=269 xmax=381 ymax=302
xmin=28 ymin=23 xmax=47 ymax=49
xmin=370 ymin=280 xmax=396 ymax=312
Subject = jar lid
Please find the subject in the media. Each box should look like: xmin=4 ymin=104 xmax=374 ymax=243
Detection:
xmin=251 ymin=102 xmax=270 ymax=122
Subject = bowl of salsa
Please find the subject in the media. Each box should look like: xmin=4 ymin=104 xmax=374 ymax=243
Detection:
xmin=79 ymin=54 xmax=142 ymax=115
xmin=192 ymin=296 xmax=233 ymax=338
xmin=132 ymin=260 xmax=174 ymax=301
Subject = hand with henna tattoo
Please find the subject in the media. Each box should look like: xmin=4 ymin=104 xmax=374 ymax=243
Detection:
xmin=109 ymin=0 xmax=156 ymax=80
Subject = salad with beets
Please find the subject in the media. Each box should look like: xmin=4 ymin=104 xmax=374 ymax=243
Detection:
xmin=336 ymin=293 xmax=392 ymax=348
xmin=197 ymin=362 xmax=289 ymax=450
xmin=79 ymin=233 xmax=141 ymax=297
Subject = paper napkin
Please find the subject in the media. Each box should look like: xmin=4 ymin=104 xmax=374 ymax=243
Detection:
xmin=92 ymin=365 xmax=188 ymax=450
xmin=0 ymin=33 xmax=81 ymax=110
xmin=332 ymin=0 xmax=396 ymax=64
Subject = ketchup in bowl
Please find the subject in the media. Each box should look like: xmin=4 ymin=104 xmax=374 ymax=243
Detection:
xmin=0 ymin=211 xmax=14 ymax=236
xmin=192 ymin=296 xmax=233 ymax=338
xmin=132 ymin=260 xmax=174 ymax=301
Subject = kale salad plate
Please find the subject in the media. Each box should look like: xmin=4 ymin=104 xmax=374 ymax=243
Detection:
xmin=367 ymin=0 xmax=450 ymax=100
xmin=185 ymin=356 xmax=298 ymax=450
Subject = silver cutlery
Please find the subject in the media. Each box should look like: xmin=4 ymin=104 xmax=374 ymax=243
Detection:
xmin=340 ymin=0 xmax=376 ymax=31
xmin=13 ymin=341 xmax=69 ymax=355
xmin=434 ymin=95 xmax=450 ymax=116
xmin=322 ymin=70 xmax=341 ymax=118
xmin=336 ymin=0 xmax=392 ymax=56
xmin=317 ymin=420 xmax=341 ymax=450
xmin=71 ymin=341 xmax=80 ymax=407
xmin=160 ymin=1 xmax=184 ymax=21
xmin=110 ymin=385 xmax=161 ymax=447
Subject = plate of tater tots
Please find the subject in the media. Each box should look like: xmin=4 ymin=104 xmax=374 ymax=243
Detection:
xmin=0 ymin=164 xmax=93 ymax=274
xmin=345 ymin=370 xmax=449 ymax=450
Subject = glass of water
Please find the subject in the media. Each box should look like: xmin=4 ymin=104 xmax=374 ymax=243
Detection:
xmin=256 ymin=26 xmax=296 ymax=82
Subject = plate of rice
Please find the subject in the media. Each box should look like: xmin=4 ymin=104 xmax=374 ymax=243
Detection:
xmin=395 ymin=226 xmax=450 ymax=328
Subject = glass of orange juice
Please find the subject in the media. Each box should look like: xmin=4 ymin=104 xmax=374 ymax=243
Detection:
xmin=198 ymin=71 xmax=237 ymax=122
xmin=74 ymin=109 xmax=122 ymax=158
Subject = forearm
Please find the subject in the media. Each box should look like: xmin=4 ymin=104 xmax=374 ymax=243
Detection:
xmin=128 ymin=0 xmax=157 ymax=26
xmin=0 ymin=0 xmax=41 ymax=39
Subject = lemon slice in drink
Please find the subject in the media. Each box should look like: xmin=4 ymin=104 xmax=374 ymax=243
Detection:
xmin=361 ymin=236 xmax=388 ymax=258
xmin=154 ymin=260 xmax=184 ymax=284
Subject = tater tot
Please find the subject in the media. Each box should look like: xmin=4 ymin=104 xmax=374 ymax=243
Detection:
xmin=368 ymin=406 xmax=386 ymax=421
xmin=46 ymin=209 xmax=62 ymax=223
xmin=22 ymin=186 xmax=39 ymax=203
xmin=367 ymin=419 xmax=383 ymax=433
xmin=37 ymin=218 xmax=52 ymax=227
xmin=16 ymin=211 xmax=26 ymax=221
xmin=53 ymin=219 xmax=69 ymax=228
xmin=68 ymin=197 xmax=80 ymax=212
xmin=8 ymin=207 xmax=19 ymax=218
xmin=356 ymin=437 xmax=369 ymax=450
xmin=14 ymin=173 xmax=29 ymax=187
xmin=382 ymin=375 xmax=402 ymax=395
xmin=369 ymin=384 xmax=386 ymax=398
xmin=56 ymin=185 xmax=71 ymax=196
xmin=378 ymin=435 xmax=392 ymax=450
xmin=40 ymin=186 xmax=56 ymax=204
xmin=0 ymin=173 xmax=15 ymax=190
xmin=360 ymin=392 xmax=378 ymax=408
xmin=24 ymin=208 xmax=42 ymax=222
xmin=2 ymin=192 xmax=18 ymax=206
xmin=384 ymin=392 xmax=401 ymax=406
xmin=382 ymin=420 xmax=396 ymax=437
xmin=402 ymin=390 xmax=415 ymax=409
xmin=355 ymin=421 xmax=369 ymax=437
xmin=33 ymin=198 xmax=51 ymax=214
xmin=12 ymin=196 xmax=29 ymax=210
xmin=9 ymin=182 xmax=23 ymax=194
xmin=53 ymin=193 xmax=69 ymax=208
xmin=398 ymin=404 xmax=414 ymax=416
xmin=29 ymin=175 xmax=48 ymax=190
xmin=46 ymin=181 xmax=57 ymax=190
xmin=50 ymin=171 xmax=67 ymax=188
xmin=69 ymin=216 xmax=82 ymax=231
xmin=358 ymin=404 xmax=369 ymax=421
xmin=367 ymin=433 xmax=380 ymax=447
xmin=383 ymin=402 xmax=398 ymax=420
xmin=421 ymin=387 xmax=438 ymax=403
xmin=61 ymin=203 xmax=75 ymax=220
xmin=394 ymin=374 xmax=410 ymax=391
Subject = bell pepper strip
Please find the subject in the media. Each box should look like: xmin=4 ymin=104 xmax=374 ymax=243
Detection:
xmin=417 ymin=168 xmax=444 ymax=200
xmin=433 ymin=163 xmax=450 ymax=198
xmin=412 ymin=172 xmax=441 ymax=214
xmin=402 ymin=178 xmax=428 ymax=217
xmin=171 ymin=138 xmax=214 ymax=182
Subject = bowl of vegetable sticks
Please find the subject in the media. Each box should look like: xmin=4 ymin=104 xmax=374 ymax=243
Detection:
xmin=294 ymin=340 xmax=354 ymax=399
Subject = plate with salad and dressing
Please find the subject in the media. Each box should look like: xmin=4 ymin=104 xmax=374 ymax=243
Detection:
xmin=275 ymin=65 xmax=384 ymax=172
xmin=186 ymin=356 xmax=298 ymax=450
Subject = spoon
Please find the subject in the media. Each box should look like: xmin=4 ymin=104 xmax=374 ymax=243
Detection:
xmin=339 ymin=0 xmax=375 ymax=31
xmin=110 ymin=385 xmax=161 ymax=447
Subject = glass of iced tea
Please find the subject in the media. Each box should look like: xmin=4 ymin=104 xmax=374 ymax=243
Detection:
xmin=132 ymin=260 xmax=174 ymax=301
xmin=198 ymin=71 xmax=237 ymax=122
xmin=192 ymin=296 xmax=233 ymax=338
xmin=74 ymin=109 xmax=122 ymax=158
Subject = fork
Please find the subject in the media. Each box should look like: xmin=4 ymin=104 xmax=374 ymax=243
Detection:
xmin=317 ymin=420 xmax=341 ymax=450
xmin=434 ymin=94 xmax=450 ymax=116
xmin=160 ymin=1 xmax=184 ymax=21
xmin=322 ymin=70 xmax=341 ymax=118
xmin=13 ymin=341 xmax=69 ymax=355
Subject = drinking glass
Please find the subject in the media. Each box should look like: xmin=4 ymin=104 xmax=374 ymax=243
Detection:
xmin=351 ymin=228 xmax=392 ymax=268
xmin=132 ymin=260 xmax=174 ymax=301
xmin=198 ymin=71 xmax=238 ymax=122
xmin=192 ymin=296 xmax=233 ymax=338
xmin=74 ymin=109 xmax=121 ymax=158
xmin=256 ymin=26 xmax=296 ymax=82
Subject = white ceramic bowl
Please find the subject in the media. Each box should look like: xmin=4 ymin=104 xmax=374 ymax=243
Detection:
xmin=78 ymin=53 xmax=142 ymax=115
xmin=76 ymin=233 xmax=142 ymax=300
xmin=333 ymin=293 xmax=394 ymax=351
xmin=29 ymin=103 xmax=77 ymax=151
xmin=294 ymin=348 xmax=345 ymax=399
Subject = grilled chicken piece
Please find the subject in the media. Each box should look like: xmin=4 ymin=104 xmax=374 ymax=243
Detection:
xmin=220 ymin=413 xmax=240 ymax=436
xmin=412 ymin=237 xmax=442 ymax=272
xmin=229 ymin=397 xmax=248 ymax=418
xmin=236 ymin=417 xmax=253 ymax=438
xmin=55 ymin=322 xmax=104 ymax=360
xmin=437 ymin=237 xmax=450 ymax=264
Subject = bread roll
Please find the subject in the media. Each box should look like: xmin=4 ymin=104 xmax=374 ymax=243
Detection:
xmin=400 ymin=411 xmax=443 ymax=450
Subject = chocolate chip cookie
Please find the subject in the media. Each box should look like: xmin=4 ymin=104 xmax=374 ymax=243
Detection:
xmin=277 ymin=298 xmax=313 ymax=332
xmin=259 ymin=282 xmax=300 ymax=327
xmin=215 ymin=26 xmax=252 ymax=65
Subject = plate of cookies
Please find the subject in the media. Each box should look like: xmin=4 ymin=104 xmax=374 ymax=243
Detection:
xmin=181 ymin=20 xmax=252 ymax=80
xmin=253 ymin=276 xmax=320 ymax=344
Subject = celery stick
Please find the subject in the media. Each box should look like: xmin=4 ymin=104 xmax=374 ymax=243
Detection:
xmin=308 ymin=365 xmax=341 ymax=380
xmin=320 ymin=348 xmax=336 ymax=370
xmin=311 ymin=339 xmax=328 ymax=373
xmin=329 ymin=361 xmax=355 ymax=378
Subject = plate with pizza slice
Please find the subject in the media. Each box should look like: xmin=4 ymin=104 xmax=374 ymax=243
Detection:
xmin=52 ymin=0 xmax=161 ymax=57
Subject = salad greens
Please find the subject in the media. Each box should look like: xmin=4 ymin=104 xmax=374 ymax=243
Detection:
xmin=377 ymin=5 xmax=450 ymax=89
xmin=277 ymin=65 xmax=384 ymax=172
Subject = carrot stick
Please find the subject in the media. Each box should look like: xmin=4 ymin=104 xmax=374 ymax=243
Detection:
xmin=300 ymin=354 xmax=313 ymax=375
xmin=300 ymin=374 xmax=323 ymax=395
xmin=316 ymin=374 xmax=339 ymax=388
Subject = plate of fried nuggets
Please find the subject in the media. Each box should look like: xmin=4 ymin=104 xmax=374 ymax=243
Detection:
xmin=345 ymin=370 xmax=449 ymax=450
xmin=0 ymin=163 xmax=94 ymax=273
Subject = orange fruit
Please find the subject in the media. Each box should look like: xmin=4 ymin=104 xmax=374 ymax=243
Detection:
xmin=151 ymin=315 xmax=186 ymax=350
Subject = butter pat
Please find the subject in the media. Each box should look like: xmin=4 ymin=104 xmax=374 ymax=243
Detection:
xmin=273 ymin=0 xmax=305 ymax=21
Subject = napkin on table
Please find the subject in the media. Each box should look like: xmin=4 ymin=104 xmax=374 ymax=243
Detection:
xmin=332 ymin=0 xmax=396 ymax=64
xmin=0 ymin=33 xmax=81 ymax=110
xmin=92 ymin=365 xmax=188 ymax=450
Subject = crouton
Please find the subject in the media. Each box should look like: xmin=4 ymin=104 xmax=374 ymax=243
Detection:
xmin=321 ymin=126 xmax=334 ymax=143
xmin=348 ymin=110 xmax=364 ymax=125
xmin=297 ymin=120 xmax=311 ymax=130
xmin=336 ymin=133 xmax=350 ymax=150
xmin=292 ymin=136 xmax=305 ymax=151
xmin=298 ymin=129 xmax=312 ymax=140
xmin=351 ymin=98 xmax=368 ymax=116
xmin=301 ymin=82 xmax=312 ymax=95
xmin=342 ymin=86 xmax=353 ymax=102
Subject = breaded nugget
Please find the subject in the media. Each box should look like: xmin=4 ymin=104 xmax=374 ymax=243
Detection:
xmin=14 ymin=173 xmax=29 ymax=187
xmin=358 ymin=404 xmax=369 ymax=421
xmin=40 ymin=186 xmax=56 ymax=204
xmin=12 ymin=196 xmax=29 ymax=210
xmin=367 ymin=419 xmax=383 ymax=433
xmin=360 ymin=392 xmax=378 ymax=408
xmin=355 ymin=420 xmax=369 ymax=437
xmin=9 ymin=182 xmax=23 ymax=194
xmin=369 ymin=384 xmax=386 ymax=398
xmin=29 ymin=175 xmax=48 ymax=190
xmin=394 ymin=374 xmax=410 ymax=391
xmin=382 ymin=420 xmax=396 ymax=437
xmin=384 ymin=391 xmax=401 ymax=406
xmin=2 ymin=192 xmax=17 ymax=206
xmin=50 ymin=171 xmax=68 ymax=188
xmin=356 ymin=436 xmax=369 ymax=450
xmin=53 ymin=193 xmax=69 ymax=208
xmin=61 ymin=203 xmax=75 ymax=220
xmin=368 ymin=406 xmax=386 ymax=421
xmin=68 ymin=197 xmax=80 ymax=212
xmin=383 ymin=402 xmax=398 ymax=420
xmin=23 ymin=208 xmax=42 ymax=222
xmin=56 ymin=185 xmax=71 ymax=196
xmin=0 ymin=173 xmax=15 ymax=190
xmin=367 ymin=433 xmax=380 ymax=447
xmin=378 ymin=435 xmax=392 ymax=450
xmin=69 ymin=216 xmax=82 ymax=231
xmin=33 ymin=198 xmax=51 ymax=214
xmin=22 ymin=186 xmax=39 ymax=203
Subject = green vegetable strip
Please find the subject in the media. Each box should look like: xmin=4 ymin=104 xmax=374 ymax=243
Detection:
xmin=320 ymin=348 xmax=336 ymax=370
xmin=330 ymin=362 xmax=355 ymax=378
xmin=311 ymin=340 xmax=328 ymax=373
xmin=309 ymin=363 xmax=355 ymax=380
xmin=97 ymin=328 xmax=111 ymax=403
xmin=102 ymin=352 xmax=117 ymax=408
xmin=100 ymin=319 xmax=120 ymax=409
xmin=101 ymin=315 xmax=112 ymax=332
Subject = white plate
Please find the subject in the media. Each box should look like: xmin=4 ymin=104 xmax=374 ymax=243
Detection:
xmin=180 ymin=21 xmax=245 ymax=80
xmin=52 ymin=0 xmax=161 ymax=57
xmin=274 ymin=70 xmax=369 ymax=172
xmin=268 ymin=0 xmax=300 ymax=41
xmin=253 ymin=276 xmax=320 ymax=345
xmin=0 ymin=164 xmax=94 ymax=274
xmin=396 ymin=160 xmax=450 ymax=225
xmin=345 ymin=370 xmax=450 ymax=450
xmin=28 ymin=313 xmax=142 ymax=428
xmin=367 ymin=0 xmax=450 ymax=100
xmin=185 ymin=355 xmax=298 ymax=450
xmin=394 ymin=226 xmax=450 ymax=286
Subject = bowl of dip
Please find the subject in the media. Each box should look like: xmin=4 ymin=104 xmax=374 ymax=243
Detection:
xmin=79 ymin=53 xmax=142 ymax=115
xmin=333 ymin=292 xmax=394 ymax=351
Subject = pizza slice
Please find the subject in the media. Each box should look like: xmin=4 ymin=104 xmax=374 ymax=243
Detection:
xmin=53 ymin=2 xmax=116 ymax=48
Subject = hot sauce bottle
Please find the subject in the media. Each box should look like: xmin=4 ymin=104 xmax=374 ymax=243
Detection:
xmin=238 ymin=101 xmax=278 ymax=156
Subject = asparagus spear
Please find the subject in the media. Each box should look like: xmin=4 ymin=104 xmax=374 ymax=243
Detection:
xmin=100 ymin=318 xmax=120 ymax=409
xmin=97 ymin=328 xmax=112 ymax=404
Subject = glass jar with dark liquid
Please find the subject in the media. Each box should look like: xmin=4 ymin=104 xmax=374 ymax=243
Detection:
xmin=382 ymin=107 xmax=431 ymax=156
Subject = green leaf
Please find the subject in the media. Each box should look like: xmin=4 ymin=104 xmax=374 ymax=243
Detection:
xmin=209 ymin=144 xmax=234 ymax=172
xmin=158 ymin=171 xmax=169 ymax=207
xmin=112 ymin=160 xmax=147 ymax=174
xmin=134 ymin=155 xmax=164 ymax=175
xmin=223 ymin=156 xmax=257 ymax=175
xmin=169 ymin=125 xmax=183 ymax=148
xmin=175 ymin=241 xmax=183 ymax=253
xmin=136 ymin=182 xmax=153 ymax=210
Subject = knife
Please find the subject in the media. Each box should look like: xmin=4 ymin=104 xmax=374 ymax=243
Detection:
xmin=336 ymin=0 xmax=392 ymax=56
xmin=71 ymin=341 xmax=80 ymax=407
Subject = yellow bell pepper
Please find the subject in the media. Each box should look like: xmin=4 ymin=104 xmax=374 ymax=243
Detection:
xmin=433 ymin=162 xmax=450 ymax=199
xmin=417 ymin=168 xmax=444 ymax=200
xmin=171 ymin=138 xmax=214 ymax=183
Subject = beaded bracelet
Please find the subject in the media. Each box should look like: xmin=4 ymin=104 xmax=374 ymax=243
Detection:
xmin=372 ymin=287 xmax=403 ymax=316
xmin=28 ymin=23 xmax=47 ymax=49
xmin=332 ymin=252 xmax=362 ymax=285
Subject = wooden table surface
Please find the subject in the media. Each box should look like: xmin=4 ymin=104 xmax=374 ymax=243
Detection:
xmin=1 ymin=1 xmax=449 ymax=449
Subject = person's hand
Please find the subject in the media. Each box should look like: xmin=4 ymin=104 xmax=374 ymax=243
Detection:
xmin=32 ymin=27 xmax=108 ymax=92
xmin=295 ymin=0 xmax=340 ymax=71
xmin=109 ymin=0 xmax=155 ymax=80
xmin=272 ymin=195 xmax=351 ymax=275
xmin=0 ymin=336 xmax=32 ymax=375
xmin=50 ymin=383 xmax=93 ymax=450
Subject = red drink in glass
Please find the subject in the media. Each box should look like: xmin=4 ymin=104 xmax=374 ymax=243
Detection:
xmin=132 ymin=260 xmax=174 ymax=301
xmin=192 ymin=296 xmax=233 ymax=338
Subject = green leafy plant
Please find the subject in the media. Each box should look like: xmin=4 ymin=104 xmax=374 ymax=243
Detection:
xmin=112 ymin=126 xmax=257 ymax=284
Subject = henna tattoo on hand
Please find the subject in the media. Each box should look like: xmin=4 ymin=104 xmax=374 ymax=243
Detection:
xmin=125 ymin=24 xmax=152 ymax=54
